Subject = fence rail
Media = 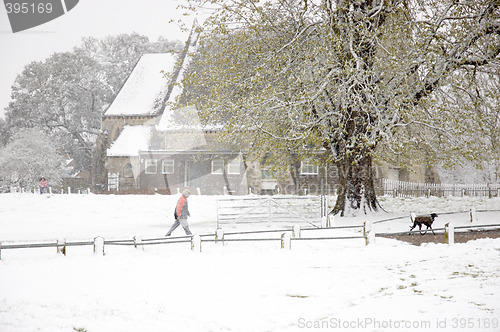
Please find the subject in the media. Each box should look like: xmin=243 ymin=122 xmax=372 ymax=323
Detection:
xmin=379 ymin=179 xmax=500 ymax=198
xmin=2 ymin=221 xmax=499 ymax=253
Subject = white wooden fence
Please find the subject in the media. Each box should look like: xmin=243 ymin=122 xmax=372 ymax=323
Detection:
xmin=380 ymin=179 xmax=500 ymax=198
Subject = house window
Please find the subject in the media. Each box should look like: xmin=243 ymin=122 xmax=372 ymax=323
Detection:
xmin=301 ymin=161 xmax=318 ymax=175
xmin=162 ymin=159 xmax=174 ymax=174
xmin=211 ymin=159 xmax=224 ymax=174
xmin=145 ymin=159 xmax=157 ymax=174
xmin=123 ymin=163 xmax=134 ymax=178
xmin=261 ymin=168 xmax=276 ymax=180
xmin=227 ymin=157 xmax=240 ymax=174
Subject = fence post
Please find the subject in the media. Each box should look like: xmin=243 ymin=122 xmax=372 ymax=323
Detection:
xmin=133 ymin=235 xmax=144 ymax=251
xmin=367 ymin=229 xmax=375 ymax=245
xmin=67 ymin=187 xmax=71 ymax=194
xmin=94 ymin=237 xmax=105 ymax=255
xmin=281 ymin=232 xmax=291 ymax=250
xmin=329 ymin=214 xmax=335 ymax=227
xmin=0 ymin=242 xmax=2 ymax=260
xmin=57 ymin=239 xmax=66 ymax=256
xmin=320 ymin=195 xmax=330 ymax=227
xmin=292 ymin=225 xmax=301 ymax=238
xmin=445 ymin=222 xmax=454 ymax=245
xmin=191 ymin=234 xmax=201 ymax=252
xmin=470 ymin=207 xmax=477 ymax=223
xmin=321 ymin=216 xmax=328 ymax=228
xmin=364 ymin=221 xmax=375 ymax=246
xmin=215 ymin=229 xmax=225 ymax=245
xmin=268 ymin=199 xmax=273 ymax=222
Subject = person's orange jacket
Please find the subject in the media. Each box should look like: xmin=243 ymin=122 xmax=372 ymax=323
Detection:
xmin=175 ymin=195 xmax=188 ymax=219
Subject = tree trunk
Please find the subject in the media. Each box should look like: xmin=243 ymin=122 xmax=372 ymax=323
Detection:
xmin=332 ymin=153 xmax=379 ymax=217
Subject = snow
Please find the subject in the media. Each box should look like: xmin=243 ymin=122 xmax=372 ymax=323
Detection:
xmin=1 ymin=194 xmax=499 ymax=332
xmin=107 ymin=125 xmax=152 ymax=157
xmin=104 ymin=54 xmax=177 ymax=117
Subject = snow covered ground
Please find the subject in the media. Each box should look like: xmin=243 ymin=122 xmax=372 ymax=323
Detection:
xmin=0 ymin=193 xmax=499 ymax=332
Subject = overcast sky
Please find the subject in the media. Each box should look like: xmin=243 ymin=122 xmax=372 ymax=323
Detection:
xmin=0 ymin=0 xmax=202 ymax=119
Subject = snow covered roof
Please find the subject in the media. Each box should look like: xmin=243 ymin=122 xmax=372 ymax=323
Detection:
xmin=104 ymin=53 xmax=177 ymax=117
xmin=107 ymin=125 xmax=152 ymax=157
xmin=156 ymin=104 xmax=206 ymax=131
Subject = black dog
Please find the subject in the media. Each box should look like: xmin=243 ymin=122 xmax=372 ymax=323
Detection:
xmin=409 ymin=213 xmax=438 ymax=235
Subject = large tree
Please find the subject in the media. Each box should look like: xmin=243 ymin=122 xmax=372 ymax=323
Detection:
xmin=182 ymin=0 xmax=499 ymax=215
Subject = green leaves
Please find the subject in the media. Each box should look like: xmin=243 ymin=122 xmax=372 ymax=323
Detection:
xmin=184 ymin=0 xmax=499 ymax=177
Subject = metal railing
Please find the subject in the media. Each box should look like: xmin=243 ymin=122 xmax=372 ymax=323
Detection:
xmin=379 ymin=179 xmax=500 ymax=198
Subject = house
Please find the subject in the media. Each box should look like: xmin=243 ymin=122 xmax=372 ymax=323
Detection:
xmin=100 ymin=28 xmax=339 ymax=195
xmin=101 ymin=26 xmax=256 ymax=194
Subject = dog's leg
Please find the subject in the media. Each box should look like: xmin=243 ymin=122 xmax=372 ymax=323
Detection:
xmin=419 ymin=223 xmax=427 ymax=235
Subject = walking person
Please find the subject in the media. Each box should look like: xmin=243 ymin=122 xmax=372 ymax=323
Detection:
xmin=39 ymin=177 xmax=49 ymax=194
xmin=165 ymin=189 xmax=192 ymax=236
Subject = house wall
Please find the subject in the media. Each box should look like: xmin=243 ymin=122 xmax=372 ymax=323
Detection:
xmin=373 ymin=161 xmax=441 ymax=184
xmin=137 ymin=152 xmax=247 ymax=195
xmin=245 ymin=162 xmax=339 ymax=195
xmin=105 ymin=156 xmax=141 ymax=191
xmin=291 ymin=163 xmax=339 ymax=195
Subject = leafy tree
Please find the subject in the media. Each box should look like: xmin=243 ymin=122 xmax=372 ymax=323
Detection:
xmin=0 ymin=118 xmax=7 ymax=146
xmin=381 ymin=68 xmax=500 ymax=183
xmin=0 ymin=128 xmax=65 ymax=189
xmin=183 ymin=0 xmax=499 ymax=215
xmin=6 ymin=51 xmax=106 ymax=169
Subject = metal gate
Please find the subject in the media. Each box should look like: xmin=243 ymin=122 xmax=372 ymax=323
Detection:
xmin=107 ymin=173 xmax=119 ymax=191
xmin=216 ymin=196 xmax=324 ymax=226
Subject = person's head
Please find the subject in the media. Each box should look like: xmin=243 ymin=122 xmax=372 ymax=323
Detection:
xmin=182 ymin=189 xmax=190 ymax=198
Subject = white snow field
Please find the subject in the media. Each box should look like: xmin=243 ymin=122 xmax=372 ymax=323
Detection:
xmin=0 ymin=193 xmax=499 ymax=332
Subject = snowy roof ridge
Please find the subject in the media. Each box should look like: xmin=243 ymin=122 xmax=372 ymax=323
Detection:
xmin=104 ymin=53 xmax=177 ymax=117
xmin=159 ymin=22 xmax=200 ymax=114
xmin=156 ymin=21 xmax=203 ymax=132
